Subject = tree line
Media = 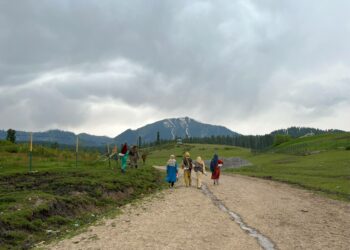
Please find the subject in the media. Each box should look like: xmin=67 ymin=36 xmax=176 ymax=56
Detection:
xmin=183 ymin=134 xmax=275 ymax=151
xmin=138 ymin=131 xmax=275 ymax=151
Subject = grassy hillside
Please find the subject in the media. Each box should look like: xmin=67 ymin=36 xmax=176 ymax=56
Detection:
xmin=0 ymin=141 xmax=163 ymax=249
xmin=229 ymin=133 xmax=350 ymax=201
xmin=273 ymin=132 xmax=350 ymax=154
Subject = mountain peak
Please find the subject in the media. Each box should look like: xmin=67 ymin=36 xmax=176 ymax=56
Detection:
xmin=115 ymin=117 xmax=240 ymax=144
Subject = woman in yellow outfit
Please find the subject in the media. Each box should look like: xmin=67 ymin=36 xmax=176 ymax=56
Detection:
xmin=181 ymin=152 xmax=193 ymax=187
xmin=194 ymin=156 xmax=206 ymax=189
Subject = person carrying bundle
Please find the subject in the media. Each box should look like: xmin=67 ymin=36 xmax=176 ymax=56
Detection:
xmin=210 ymin=154 xmax=223 ymax=185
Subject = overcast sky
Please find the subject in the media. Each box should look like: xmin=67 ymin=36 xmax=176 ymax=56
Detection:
xmin=1 ymin=0 xmax=349 ymax=137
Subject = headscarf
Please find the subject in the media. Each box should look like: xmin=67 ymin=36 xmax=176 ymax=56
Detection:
xmin=210 ymin=154 xmax=218 ymax=172
xmin=167 ymin=155 xmax=176 ymax=166
xmin=121 ymin=143 xmax=128 ymax=154
xmin=196 ymin=156 xmax=204 ymax=165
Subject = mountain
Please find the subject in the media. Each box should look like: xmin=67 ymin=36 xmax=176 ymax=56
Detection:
xmin=0 ymin=129 xmax=114 ymax=148
xmin=115 ymin=117 xmax=240 ymax=144
xmin=1 ymin=123 xmax=345 ymax=148
xmin=270 ymin=126 xmax=345 ymax=138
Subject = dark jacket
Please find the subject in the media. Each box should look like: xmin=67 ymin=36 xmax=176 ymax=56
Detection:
xmin=182 ymin=157 xmax=193 ymax=171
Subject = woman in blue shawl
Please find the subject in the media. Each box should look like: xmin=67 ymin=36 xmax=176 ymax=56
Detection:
xmin=166 ymin=155 xmax=178 ymax=188
xmin=210 ymin=154 xmax=221 ymax=185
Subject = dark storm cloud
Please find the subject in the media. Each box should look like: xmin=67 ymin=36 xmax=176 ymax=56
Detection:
xmin=1 ymin=0 xmax=350 ymax=135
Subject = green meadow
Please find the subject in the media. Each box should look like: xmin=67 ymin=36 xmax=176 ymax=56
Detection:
xmin=230 ymin=133 xmax=350 ymax=201
xmin=0 ymin=141 xmax=163 ymax=249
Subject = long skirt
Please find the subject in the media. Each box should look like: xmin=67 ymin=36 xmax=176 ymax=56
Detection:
xmin=121 ymin=155 xmax=128 ymax=172
xmin=195 ymin=171 xmax=203 ymax=188
xmin=211 ymin=166 xmax=220 ymax=180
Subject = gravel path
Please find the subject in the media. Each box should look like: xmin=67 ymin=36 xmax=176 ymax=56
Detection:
xmin=210 ymin=174 xmax=350 ymax=250
xmin=46 ymin=168 xmax=350 ymax=250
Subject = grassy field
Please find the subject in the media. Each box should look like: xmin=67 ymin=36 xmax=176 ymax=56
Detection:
xmin=230 ymin=133 xmax=350 ymax=201
xmin=231 ymin=150 xmax=350 ymax=200
xmin=272 ymin=132 xmax=350 ymax=154
xmin=0 ymin=141 xmax=163 ymax=249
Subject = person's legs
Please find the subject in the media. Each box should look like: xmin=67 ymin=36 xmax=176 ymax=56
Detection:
xmin=196 ymin=172 xmax=202 ymax=188
xmin=189 ymin=172 xmax=192 ymax=186
xmin=184 ymin=171 xmax=189 ymax=187
xmin=198 ymin=172 xmax=202 ymax=188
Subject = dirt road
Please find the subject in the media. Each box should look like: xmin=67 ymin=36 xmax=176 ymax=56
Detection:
xmin=47 ymin=168 xmax=350 ymax=250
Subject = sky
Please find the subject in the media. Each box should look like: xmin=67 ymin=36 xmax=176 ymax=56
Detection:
xmin=1 ymin=0 xmax=350 ymax=137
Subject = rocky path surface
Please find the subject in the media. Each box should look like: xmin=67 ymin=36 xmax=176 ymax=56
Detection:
xmin=47 ymin=168 xmax=350 ymax=250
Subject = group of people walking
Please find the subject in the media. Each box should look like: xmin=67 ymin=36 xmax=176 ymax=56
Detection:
xmin=118 ymin=143 xmax=142 ymax=173
xmin=165 ymin=152 xmax=223 ymax=188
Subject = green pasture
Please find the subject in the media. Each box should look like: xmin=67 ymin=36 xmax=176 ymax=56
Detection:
xmin=273 ymin=132 xmax=350 ymax=154
xmin=230 ymin=150 xmax=350 ymax=201
xmin=0 ymin=142 xmax=163 ymax=249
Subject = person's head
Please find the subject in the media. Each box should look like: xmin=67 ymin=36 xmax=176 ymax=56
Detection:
xmin=168 ymin=154 xmax=176 ymax=165
xmin=184 ymin=152 xmax=190 ymax=158
xmin=196 ymin=156 xmax=203 ymax=163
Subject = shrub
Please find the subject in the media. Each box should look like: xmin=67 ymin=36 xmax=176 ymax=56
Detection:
xmin=5 ymin=145 xmax=19 ymax=153
xmin=273 ymin=134 xmax=291 ymax=146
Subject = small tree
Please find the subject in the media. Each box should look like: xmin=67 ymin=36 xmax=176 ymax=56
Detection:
xmin=138 ymin=136 xmax=142 ymax=148
xmin=156 ymin=131 xmax=160 ymax=145
xmin=6 ymin=129 xmax=16 ymax=143
xmin=51 ymin=142 xmax=59 ymax=149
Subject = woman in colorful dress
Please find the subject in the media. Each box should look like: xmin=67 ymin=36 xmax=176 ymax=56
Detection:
xmin=119 ymin=143 xmax=129 ymax=174
xmin=210 ymin=154 xmax=223 ymax=185
xmin=166 ymin=155 xmax=178 ymax=188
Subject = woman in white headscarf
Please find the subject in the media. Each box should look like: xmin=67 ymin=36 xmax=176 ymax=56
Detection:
xmin=194 ymin=156 xmax=206 ymax=189
xmin=166 ymin=155 xmax=178 ymax=188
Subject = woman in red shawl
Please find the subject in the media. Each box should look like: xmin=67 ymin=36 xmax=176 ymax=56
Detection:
xmin=210 ymin=154 xmax=223 ymax=185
